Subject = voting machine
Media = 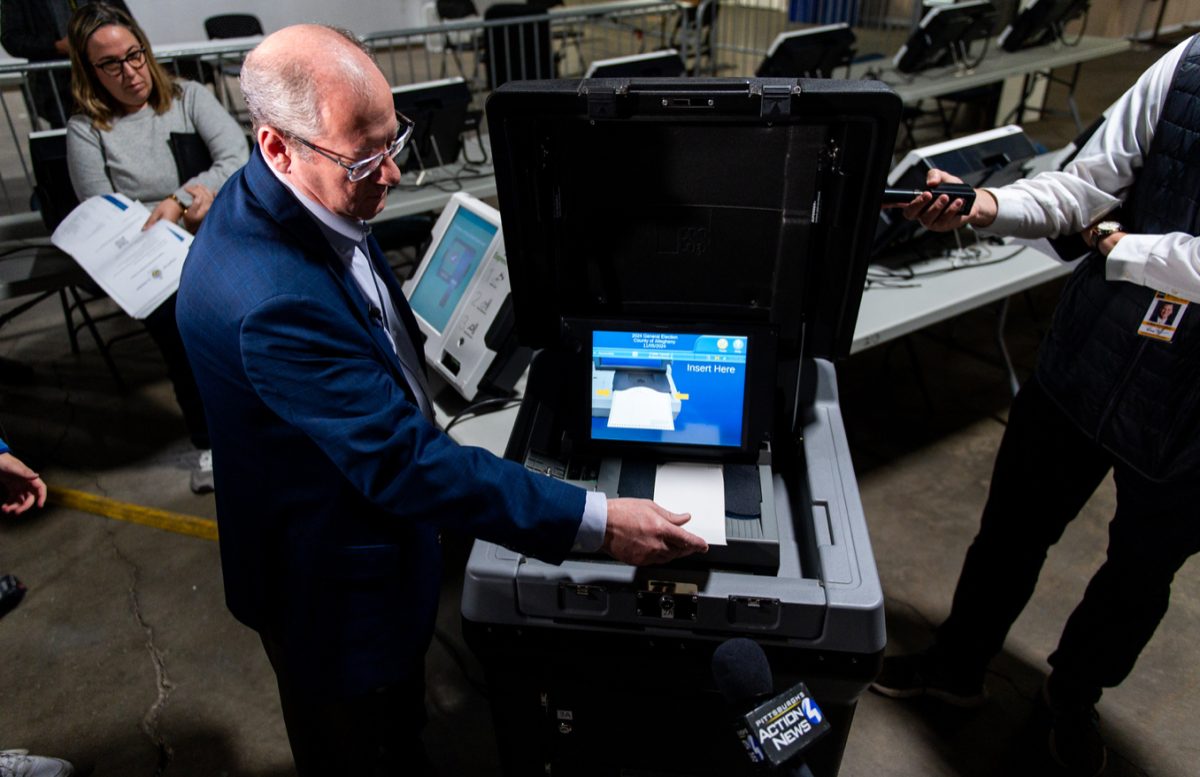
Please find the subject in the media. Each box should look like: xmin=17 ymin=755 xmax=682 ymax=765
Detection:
xmin=402 ymin=192 xmax=529 ymax=399
xmin=461 ymin=78 xmax=902 ymax=776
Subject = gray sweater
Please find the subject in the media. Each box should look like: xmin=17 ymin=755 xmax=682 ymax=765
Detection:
xmin=66 ymin=79 xmax=248 ymax=208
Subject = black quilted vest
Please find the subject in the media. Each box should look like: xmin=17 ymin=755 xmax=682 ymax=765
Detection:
xmin=1036 ymin=35 xmax=1200 ymax=483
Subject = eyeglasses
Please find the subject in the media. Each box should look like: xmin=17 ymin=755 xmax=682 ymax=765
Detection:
xmin=93 ymin=48 xmax=147 ymax=77
xmin=290 ymin=112 xmax=416 ymax=182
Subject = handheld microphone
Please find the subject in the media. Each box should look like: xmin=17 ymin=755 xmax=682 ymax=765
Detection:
xmin=712 ymin=638 xmax=829 ymax=776
xmin=881 ymin=182 xmax=977 ymax=212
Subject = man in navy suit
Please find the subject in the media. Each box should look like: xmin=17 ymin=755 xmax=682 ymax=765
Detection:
xmin=176 ymin=24 xmax=707 ymax=775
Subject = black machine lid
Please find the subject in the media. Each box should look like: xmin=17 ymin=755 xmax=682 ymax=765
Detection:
xmin=486 ymin=78 xmax=901 ymax=360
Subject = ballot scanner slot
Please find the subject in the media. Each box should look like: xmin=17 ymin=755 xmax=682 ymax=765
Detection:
xmin=511 ymin=322 xmax=786 ymax=573
xmin=594 ymin=456 xmax=780 ymax=573
xmin=500 ymin=356 xmax=863 ymax=642
xmin=528 ymin=448 xmax=782 ymax=574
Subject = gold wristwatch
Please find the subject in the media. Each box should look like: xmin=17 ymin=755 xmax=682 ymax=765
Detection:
xmin=1093 ymin=220 xmax=1124 ymax=241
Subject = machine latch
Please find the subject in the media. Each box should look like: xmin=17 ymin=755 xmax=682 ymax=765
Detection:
xmin=636 ymin=582 xmax=699 ymax=621
xmin=760 ymin=84 xmax=793 ymax=119
xmin=635 ymin=591 xmax=699 ymax=620
xmin=727 ymin=595 xmax=782 ymax=628
xmin=584 ymin=86 xmax=619 ymax=119
xmin=558 ymin=582 xmax=609 ymax=614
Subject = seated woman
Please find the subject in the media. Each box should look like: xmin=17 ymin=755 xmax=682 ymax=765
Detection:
xmin=64 ymin=2 xmax=249 ymax=493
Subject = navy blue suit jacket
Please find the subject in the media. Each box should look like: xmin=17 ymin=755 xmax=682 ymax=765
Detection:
xmin=177 ymin=150 xmax=584 ymax=698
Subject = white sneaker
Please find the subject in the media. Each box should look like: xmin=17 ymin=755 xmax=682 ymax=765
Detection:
xmin=190 ymin=448 xmax=214 ymax=495
xmin=0 ymin=751 xmax=74 ymax=777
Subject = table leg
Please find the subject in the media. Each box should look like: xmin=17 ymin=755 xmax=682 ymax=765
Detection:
xmin=993 ymin=297 xmax=1020 ymax=397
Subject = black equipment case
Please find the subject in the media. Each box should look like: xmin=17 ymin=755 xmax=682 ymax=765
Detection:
xmin=462 ymin=77 xmax=902 ymax=777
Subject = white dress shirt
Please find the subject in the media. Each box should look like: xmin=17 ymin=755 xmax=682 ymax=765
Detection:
xmin=982 ymin=34 xmax=1200 ymax=304
xmin=265 ymin=151 xmax=608 ymax=551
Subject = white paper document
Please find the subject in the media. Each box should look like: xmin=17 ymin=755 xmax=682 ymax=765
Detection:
xmin=607 ymin=386 xmax=676 ymax=430
xmin=653 ymin=462 xmax=727 ymax=546
xmin=51 ymin=193 xmax=193 ymax=319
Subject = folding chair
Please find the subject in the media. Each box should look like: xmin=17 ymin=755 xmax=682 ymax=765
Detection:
xmin=27 ymin=130 xmax=136 ymax=389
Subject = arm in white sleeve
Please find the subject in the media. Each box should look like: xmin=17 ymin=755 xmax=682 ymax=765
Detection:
xmin=573 ymin=489 xmax=608 ymax=552
xmin=1106 ymin=232 xmax=1200 ymax=303
xmin=983 ymin=36 xmax=1182 ymax=239
xmin=983 ymin=36 xmax=1200 ymax=302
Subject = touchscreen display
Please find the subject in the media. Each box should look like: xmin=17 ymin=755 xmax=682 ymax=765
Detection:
xmin=408 ymin=206 xmax=498 ymax=333
xmin=591 ymin=330 xmax=748 ymax=448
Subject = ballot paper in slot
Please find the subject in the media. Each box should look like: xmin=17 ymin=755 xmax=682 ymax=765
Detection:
xmin=652 ymin=461 xmax=728 ymax=546
xmin=51 ymin=193 xmax=193 ymax=319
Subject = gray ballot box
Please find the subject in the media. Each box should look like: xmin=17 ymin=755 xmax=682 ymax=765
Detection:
xmin=461 ymin=78 xmax=902 ymax=777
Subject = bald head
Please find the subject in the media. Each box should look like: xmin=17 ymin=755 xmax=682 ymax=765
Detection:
xmin=241 ymin=25 xmax=385 ymax=140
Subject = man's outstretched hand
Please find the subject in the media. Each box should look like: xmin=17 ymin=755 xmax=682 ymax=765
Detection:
xmin=602 ymin=497 xmax=709 ymax=566
xmin=887 ymin=169 xmax=998 ymax=232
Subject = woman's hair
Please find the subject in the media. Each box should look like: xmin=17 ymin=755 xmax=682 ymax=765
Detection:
xmin=68 ymin=2 xmax=178 ymax=130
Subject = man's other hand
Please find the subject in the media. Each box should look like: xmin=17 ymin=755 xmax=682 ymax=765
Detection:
xmin=602 ymin=497 xmax=709 ymax=566
xmin=0 ymin=452 xmax=47 ymax=515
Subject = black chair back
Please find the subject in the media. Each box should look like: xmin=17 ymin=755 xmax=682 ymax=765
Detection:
xmin=483 ymin=4 xmax=554 ymax=90
xmin=29 ymin=130 xmax=79 ymax=232
xmin=755 ymin=26 xmax=856 ymax=79
xmin=437 ymin=0 xmax=479 ymax=20
xmin=204 ymin=14 xmax=264 ymax=39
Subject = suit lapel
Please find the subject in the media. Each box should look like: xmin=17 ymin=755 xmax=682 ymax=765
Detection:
xmin=244 ymin=151 xmax=418 ymax=394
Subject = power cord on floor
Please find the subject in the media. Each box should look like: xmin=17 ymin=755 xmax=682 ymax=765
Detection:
xmin=866 ymin=237 xmax=1024 ymax=290
xmin=393 ymin=166 xmax=495 ymax=195
xmin=460 ymin=121 xmax=490 ymax=167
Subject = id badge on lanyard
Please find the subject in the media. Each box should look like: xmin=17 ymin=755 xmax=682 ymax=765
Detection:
xmin=1138 ymin=292 xmax=1189 ymax=342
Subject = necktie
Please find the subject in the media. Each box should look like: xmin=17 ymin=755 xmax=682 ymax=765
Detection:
xmin=359 ymin=239 xmax=434 ymax=421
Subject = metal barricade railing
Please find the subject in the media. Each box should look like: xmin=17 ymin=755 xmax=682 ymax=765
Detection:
xmin=0 ymin=0 xmax=921 ymax=224
xmin=364 ymin=1 xmax=684 ymax=86
xmin=704 ymin=0 xmax=912 ymax=79
xmin=0 ymin=1 xmax=685 ymax=222
xmin=154 ymin=38 xmax=262 ymax=120
xmin=706 ymin=0 xmax=784 ymax=77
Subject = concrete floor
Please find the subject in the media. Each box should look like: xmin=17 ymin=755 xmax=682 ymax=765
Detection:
xmin=3 ymin=36 xmax=1198 ymax=777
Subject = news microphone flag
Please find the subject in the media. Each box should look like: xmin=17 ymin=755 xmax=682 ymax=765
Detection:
xmin=734 ymin=682 xmax=830 ymax=768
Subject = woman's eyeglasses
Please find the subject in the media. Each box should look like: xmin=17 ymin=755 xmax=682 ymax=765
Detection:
xmin=93 ymin=48 xmax=147 ymax=77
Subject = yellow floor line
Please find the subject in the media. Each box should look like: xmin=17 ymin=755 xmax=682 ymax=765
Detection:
xmin=48 ymin=486 xmax=218 ymax=542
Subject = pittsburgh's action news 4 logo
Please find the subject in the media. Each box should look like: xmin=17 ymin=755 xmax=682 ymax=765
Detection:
xmin=739 ymin=683 xmax=832 ymax=767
